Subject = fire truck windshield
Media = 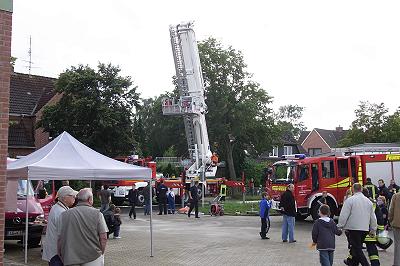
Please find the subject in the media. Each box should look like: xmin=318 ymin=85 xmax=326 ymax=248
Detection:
xmin=272 ymin=163 xmax=294 ymax=183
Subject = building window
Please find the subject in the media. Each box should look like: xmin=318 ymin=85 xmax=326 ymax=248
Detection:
xmin=308 ymin=148 xmax=322 ymax=156
xmin=269 ymin=146 xmax=279 ymax=157
xmin=283 ymin=146 xmax=293 ymax=155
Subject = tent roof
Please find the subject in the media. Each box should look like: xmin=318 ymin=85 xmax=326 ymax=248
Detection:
xmin=7 ymin=131 xmax=152 ymax=180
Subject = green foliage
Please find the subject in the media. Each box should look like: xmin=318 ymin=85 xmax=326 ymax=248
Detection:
xmin=198 ymin=38 xmax=276 ymax=179
xmin=37 ymin=63 xmax=139 ymax=157
xmin=339 ymin=101 xmax=400 ymax=146
xmin=163 ymin=145 xmax=177 ymax=157
xmin=10 ymin=56 xmax=16 ymax=67
xmin=156 ymin=163 xmax=182 ymax=177
xmin=242 ymin=158 xmax=266 ymax=187
xmin=275 ymin=105 xmax=306 ymax=143
xmin=134 ymin=95 xmax=187 ymax=157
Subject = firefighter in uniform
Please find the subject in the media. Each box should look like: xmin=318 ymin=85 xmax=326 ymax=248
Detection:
xmin=365 ymin=178 xmax=378 ymax=200
xmin=344 ymin=188 xmax=392 ymax=266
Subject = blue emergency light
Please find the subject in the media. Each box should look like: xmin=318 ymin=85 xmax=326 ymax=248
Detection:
xmin=281 ymin=154 xmax=306 ymax=160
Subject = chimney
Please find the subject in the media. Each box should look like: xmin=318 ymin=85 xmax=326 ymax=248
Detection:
xmin=336 ymin=126 xmax=343 ymax=132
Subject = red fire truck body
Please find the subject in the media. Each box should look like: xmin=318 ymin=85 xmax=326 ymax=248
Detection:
xmin=267 ymin=153 xmax=400 ymax=220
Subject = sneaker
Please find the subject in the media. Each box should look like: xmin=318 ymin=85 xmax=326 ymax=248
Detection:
xmin=113 ymin=236 xmax=121 ymax=239
xmin=289 ymin=240 xmax=297 ymax=243
xmin=195 ymin=216 xmax=200 ymax=218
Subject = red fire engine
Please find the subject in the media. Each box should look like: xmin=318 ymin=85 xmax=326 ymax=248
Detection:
xmin=267 ymin=151 xmax=400 ymax=220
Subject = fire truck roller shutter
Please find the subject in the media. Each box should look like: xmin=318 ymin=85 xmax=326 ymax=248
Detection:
xmin=308 ymin=192 xmax=338 ymax=220
xmin=365 ymin=162 xmax=393 ymax=186
xmin=394 ymin=161 xmax=400 ymax=185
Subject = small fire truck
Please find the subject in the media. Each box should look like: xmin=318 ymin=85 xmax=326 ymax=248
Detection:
xmin=267 ymin=150 xmax=400 ymax=220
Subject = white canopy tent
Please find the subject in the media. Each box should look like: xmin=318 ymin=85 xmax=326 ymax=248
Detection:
xmin=6 ymin=132 xmax=154 ymax=263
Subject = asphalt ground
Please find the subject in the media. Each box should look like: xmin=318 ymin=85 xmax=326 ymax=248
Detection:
xmin=4 ymin=207 xmax=396 ymax=266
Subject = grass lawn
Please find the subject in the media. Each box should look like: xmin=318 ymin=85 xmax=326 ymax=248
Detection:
xmin=199 ymin=199 xmax=279 ymax=216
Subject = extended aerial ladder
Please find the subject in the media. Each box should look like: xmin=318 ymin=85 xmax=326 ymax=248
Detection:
xmin=162 ymin=22 xmax=217 ymax=180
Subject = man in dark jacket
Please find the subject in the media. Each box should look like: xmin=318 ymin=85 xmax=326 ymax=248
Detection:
xmin=188 ymin=181 xmax=200 ymax=218
xmin=157 ymin=180 xmax=168 ymax=215
xmin=280 ymin=183 xmax=296 ymax=243
xmin=388 ymin=179 xmax=400 ymax=198
xmin=128 ymin=184 xmax=138 ymax=219
xmin=378 ymin=179 xmax=390 ymax=201
xmin=143 ymin=183 xmax=151 ymax=215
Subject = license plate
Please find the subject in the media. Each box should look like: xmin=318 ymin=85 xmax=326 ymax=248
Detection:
xmin=6 ymin=230 xmax=23 ymax=237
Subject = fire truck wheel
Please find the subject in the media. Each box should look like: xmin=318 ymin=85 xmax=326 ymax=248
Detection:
xmin=326 ymin=200 xmax=337 ymax=218
xmin=295 ymin=213 xmax=308 ymax=221
xmin=137 ymin=194 xmax=145 ymax=206
xmin=310 ymin=202 xmax=320 ymax=221
xmin=197 ymin=185 xmax=203 ymax=199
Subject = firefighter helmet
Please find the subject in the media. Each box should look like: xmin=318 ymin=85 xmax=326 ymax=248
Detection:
xmin=376 ymin=237 xmax=393 ymax=250
xmin=377 ymin=230 xmax=391 ymax=246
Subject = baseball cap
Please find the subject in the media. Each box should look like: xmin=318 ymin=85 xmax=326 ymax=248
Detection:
xmin=57 ymin=186 xmax=78 ymax=198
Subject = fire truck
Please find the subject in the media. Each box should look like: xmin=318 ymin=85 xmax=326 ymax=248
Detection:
xmin=267 ymin=149 xmax=400 ymax=220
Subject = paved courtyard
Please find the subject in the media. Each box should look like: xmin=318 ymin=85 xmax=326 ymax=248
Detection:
xmin=4 ymin=208 xmax=396 ymax=265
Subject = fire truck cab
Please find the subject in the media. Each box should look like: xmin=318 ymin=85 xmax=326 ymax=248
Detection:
xmin=268 ymin=152 xmax=400 ymax=220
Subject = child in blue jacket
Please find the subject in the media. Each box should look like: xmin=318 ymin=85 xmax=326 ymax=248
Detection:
xmin=259 ymin=192 xmax=272 ymax=239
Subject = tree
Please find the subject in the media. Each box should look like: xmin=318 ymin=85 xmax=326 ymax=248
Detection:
xmin=242 ymin=158 xmax=267 ymax=187
xmin=383 ymin=108 xmax=400 ymax=142
xmin=198 ymin=38 xmax=276 ymax=179
xmin=275 ymin=105 xmax=305 ymax=144
xmin=38 ymin=63 xmax=140 ymax=157
xmin=134 ymin=94 xmax=187 ymax=158
xmin=339 ymin=101 xmax=400 ymax=146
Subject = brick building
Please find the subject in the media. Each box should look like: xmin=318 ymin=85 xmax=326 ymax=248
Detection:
xmin=298 ymin=127 xmax=348 ymax=156
xmin=8 ymin=72 xmax=58 ymax=157
xmin=0 ymin=1 xmax=13 ymax=263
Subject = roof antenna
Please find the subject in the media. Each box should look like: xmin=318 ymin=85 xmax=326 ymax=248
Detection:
xmin=22 ymin=36 xmax=37 ymax=75
xmin=28 ymin=36 xmax=32 ymax=75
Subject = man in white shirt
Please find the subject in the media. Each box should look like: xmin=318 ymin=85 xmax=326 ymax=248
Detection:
xmin=338 ymin=183 xmax=377 ymax=266
xmin=42 ymin=186 xmax=78 ymax=265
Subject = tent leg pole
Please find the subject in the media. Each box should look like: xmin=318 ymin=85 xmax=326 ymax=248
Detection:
xmin=25 ymin=178 xmax=29 ymax=264
xmin=149 ymin=180 xmax=153 ymax=257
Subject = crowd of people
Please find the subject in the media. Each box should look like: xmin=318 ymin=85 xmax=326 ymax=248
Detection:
xmin=40 ymin=176 xmax=399 ymax=266
xmin=257 ymin=180 xmax=400 ymax=266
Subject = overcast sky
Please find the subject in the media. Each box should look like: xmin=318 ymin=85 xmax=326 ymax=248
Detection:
xmin=11 ymin=1 xmax=400 ymax=130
